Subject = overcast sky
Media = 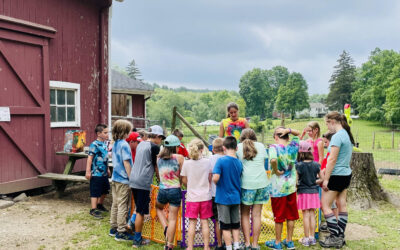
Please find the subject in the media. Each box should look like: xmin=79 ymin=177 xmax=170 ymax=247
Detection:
xmin=111 ymin=1 xmax=400 ymax=94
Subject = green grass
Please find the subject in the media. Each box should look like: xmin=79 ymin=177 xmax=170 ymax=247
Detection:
xmin=379 ymin=176 xmax=400 ymax=194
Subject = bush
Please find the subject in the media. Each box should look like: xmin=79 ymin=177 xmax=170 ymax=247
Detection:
xmin=249 ymin=116 xmax=264 ymax=133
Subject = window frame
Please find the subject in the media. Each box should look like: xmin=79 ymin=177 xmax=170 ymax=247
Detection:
xmin=49 ymin=81 xmax=81 ymax=128
xmin=126 ymin=95 xmax=133 ymax=117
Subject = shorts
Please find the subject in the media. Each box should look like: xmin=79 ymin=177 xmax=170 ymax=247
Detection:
xmin=212 ymin=198 xmax=218 ymax=220
xmin=271 ymin=192 xmax=299 ymax=223
xmin=241 ymin=186 xmax=270 ymax=205
xmin=328 ymin=174 xmax=352 ymax=192
xmin=186 ymin=200 xmax=213 ymax=219
xmin=131 ymin=188 xmax=150 ymax=215
xmin=297 ymin=193 xmax=320 ymax=210
xmin=90 ymin=176 xmax=110 ymax=198
xmin=157 ymin=188 xmax=182 ymax=207
xmin=217 ymin=204 xmax=240 ymax=230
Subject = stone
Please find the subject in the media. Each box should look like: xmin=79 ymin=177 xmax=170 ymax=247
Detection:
xmin=13 ymin=193 xmax=28 ymax=202
xmin=0 ymin=200 xmax=15 ymax=209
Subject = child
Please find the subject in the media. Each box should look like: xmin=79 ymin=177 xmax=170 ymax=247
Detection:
xmin=173 ymin=129 xmax=190 ymax=158
xmin=109 ymin=120 xmax=134 ymax=241
xmin=129 ymin=125 xmax=165 ymax=248
xmin=181 ymin=139 xmax=212 ymax=250
xmin=300 ymin=121 xmax=324 ymax=165
xmin=138 ymin=129 xmax=148 ymax=141
xmin=213 ymin=136 xmax=243 ymax=250
xmin=296 ymin=141 xmax=323 ymax=247
xmin=85 ymin=124 xmax=110 ymax=219
xmin=237 ymin=128 xmax=270 ymax=250
xmin=126 ymin=132 xmax=142 ymax=163
xmin=156 ymin=135 xmax=184 ymax=250
xmin=265 ymin=127 xmax=300 ymax=250
xmin=209 ymin=138 xmax=225 ymax=250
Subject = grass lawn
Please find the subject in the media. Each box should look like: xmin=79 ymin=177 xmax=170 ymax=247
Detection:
xmin=65 ymin=178 xmax=400 ymax=249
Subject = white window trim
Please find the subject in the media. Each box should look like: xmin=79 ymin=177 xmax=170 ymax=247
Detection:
xmin=50 ymin=81 xmax=81 ymax=128
xmin=126 ymin=95 xmax=133 ymax=117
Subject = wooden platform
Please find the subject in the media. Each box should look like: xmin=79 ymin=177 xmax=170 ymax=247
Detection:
xmin=38 ymin=173 xmax=88 ymax=182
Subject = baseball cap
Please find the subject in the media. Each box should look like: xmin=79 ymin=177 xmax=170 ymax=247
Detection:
xmin=149 ymin=125 xmax=165 ymax=139
xmin=299 ymin=140 xmax=312 ymax=153
xmin=126 ymin=132 xmax=142 ymax=143
xmin=164 ymin=135 xmax=181 ymax=147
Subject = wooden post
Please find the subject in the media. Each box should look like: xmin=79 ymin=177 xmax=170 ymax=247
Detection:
xmin=261 ymin=126 xmax=265 ymax=145
xmin=203 ymin=125 xmax=207 ymax=139
xmin=372 ymin=132 xmax=375 ymax=149
xmin=175 ymin=110 xmax=209 ymax=146
xmin=392 ymin=131 xmax=395 ymax=149
xmin=280 ymin=112 xmax=285 ymax=127
xmin=171 ymin=106 xmax=177 ymax=132
xmin=162 ymin=120 xmax=166 ymax=134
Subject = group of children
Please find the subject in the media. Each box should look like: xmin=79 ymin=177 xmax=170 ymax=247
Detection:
xmin=84 ymin=117 xmax=346 ymax=250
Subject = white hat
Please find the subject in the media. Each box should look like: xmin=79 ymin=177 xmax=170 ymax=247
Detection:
xmin=149 ymin=125 xmax=165 ymax=139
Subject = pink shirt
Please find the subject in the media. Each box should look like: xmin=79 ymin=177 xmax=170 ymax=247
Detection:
xmin=181 ymin=157 xmax=212 ymax=202
xmin=308 ymin=138 xmax=322 ymax=162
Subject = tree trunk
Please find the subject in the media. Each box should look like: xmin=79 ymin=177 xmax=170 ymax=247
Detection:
xmin=347 ymin=152 xmax=388 ymax=209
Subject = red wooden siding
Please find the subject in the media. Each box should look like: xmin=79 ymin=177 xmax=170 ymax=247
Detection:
xmin=0 ymin=0 xmax=111 ymax=193
xmin=131 ymin=94 xmax=146 ymax=128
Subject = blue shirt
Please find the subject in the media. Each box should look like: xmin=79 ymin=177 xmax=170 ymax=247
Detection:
xmin=88 ymin=140 xmax=108 ymax=177
xmin=111 ymin=140 xmax=133 ymax=184
xmin=213 ymin=156 xmax=243 ymax=205
xmin=328 ymin=129 xmax=353 ymax=176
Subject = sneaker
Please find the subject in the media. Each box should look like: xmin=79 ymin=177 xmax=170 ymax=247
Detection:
xmin=265 ymin=240 xmax=283 ymax=250
xmin=309 ymin=237 xmax=317 ymax=246
xmin=298 ymin=237 xmax=310 ymax=247
xmin=89 ymin=209 xmax=103 ymax=219
xmin=97 ymin=203 xmax=108 ymax=212
xmin=319 ymin=235 xmax=344 ymax=248
xmin=282 ymin=239 xmax=295 ymax=249
xmin=251 ymin=246 xmax=260 ymax=250
xmin=109 ymin=228 xmax=117 ymax=237
xmin=215 ymin=245 xmax=226 ymax=250
xmin=320 ymin=222 xmax=328 ymax=232
xmin=132 ymin=238 xmax=150 ymax=248
xmin=115 ymin=231 xmax=134 ymax=242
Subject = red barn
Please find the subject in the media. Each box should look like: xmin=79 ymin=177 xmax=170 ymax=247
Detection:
xmin=0 ymin=0 xmax=112 ymax=194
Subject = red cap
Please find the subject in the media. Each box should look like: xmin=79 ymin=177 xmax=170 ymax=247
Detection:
xmin=126 ymin=132 xmax=142 ymax=143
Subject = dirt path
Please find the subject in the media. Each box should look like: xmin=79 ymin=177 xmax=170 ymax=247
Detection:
xmin=0 ymin=184 xmax=110 ymax=250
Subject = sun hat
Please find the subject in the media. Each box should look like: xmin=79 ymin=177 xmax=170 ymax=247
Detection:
xmin=299 ymin=140 xmax=312 ymax=153
xmin=149 ymin=125 xmax=165 ymax=139
xmin=126 ymin=132 xmax=142 ymax=143
xmin=164 ymin=135 xmax=181 ymax=147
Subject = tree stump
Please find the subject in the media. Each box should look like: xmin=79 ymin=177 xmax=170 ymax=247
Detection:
xmin=348 ymin=152 xmax=388 ymax=209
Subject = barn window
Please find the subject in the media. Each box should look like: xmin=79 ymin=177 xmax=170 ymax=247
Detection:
xmin=49 ymin=81 xmax=81 ymax=127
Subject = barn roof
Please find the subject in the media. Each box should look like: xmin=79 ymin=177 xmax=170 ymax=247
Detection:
xmin=111 ymin=69 xmax=154 ymax=95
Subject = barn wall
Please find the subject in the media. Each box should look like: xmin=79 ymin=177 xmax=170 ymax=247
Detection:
xmin=132 ymin=94 xmax=145 ymax=128
xmin=0 ymin=0 xmax=110 ymax=186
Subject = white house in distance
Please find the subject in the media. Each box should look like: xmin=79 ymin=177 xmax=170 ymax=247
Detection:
xmin=296 ymin=103 xmax=329 ymax=118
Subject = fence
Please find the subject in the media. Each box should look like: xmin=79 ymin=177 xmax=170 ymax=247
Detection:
xmin=173 ymin=119 xmax=400 ymax=170
xmin=142 ymin=185 xmax=319 ymax=248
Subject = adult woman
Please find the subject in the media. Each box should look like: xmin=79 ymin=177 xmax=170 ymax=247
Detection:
xmin=236 ymin=128 xmax=270 ymax=250
xmin=219 ymin=102 xmax=249 ymax=141
xmin=320 ymin=111 xmax=354 ymax=248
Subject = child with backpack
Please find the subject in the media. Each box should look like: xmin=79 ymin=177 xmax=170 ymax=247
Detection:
xmin=181 ymin=139 xmax=212 ymax=250
xmin=296 ymin=141 xmax=323 ymax=247
xmin=155 ymin=135 xmax=184 ymax=250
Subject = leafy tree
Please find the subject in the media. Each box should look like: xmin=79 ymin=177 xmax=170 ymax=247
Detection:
xmin=309 ymin=94 xmax=327 ymax=103
xmin=326 ymin=51 xmax=356 ymax=111
xmin=265 ymin=66 xmax=290 ymax=117
xmin=275 ymin=72 xmax=310 ymax=119
xmin=383 ymin=78 xmax=400 ymax=124
xmin=239 ymin=68 xmax=271 ymax=119
xmin=126 ymin=59 xmax=142 ymax=80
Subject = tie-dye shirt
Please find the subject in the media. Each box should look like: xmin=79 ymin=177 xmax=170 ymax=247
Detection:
xmin=158 ymin=155 xmax=180 ymax=189
xmin=88 ymin=140 xmax=108 ymax=177
xmin=222 ymin=117 xmax=247 ymax=141
xmin=268 ymin=136 xmax=299 ymax=197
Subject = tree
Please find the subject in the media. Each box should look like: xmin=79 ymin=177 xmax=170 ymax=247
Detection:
xmin=239 ymin=68 xmax=271 ymax=119
xmin=383 ymin=78 xmax=400 ymax=124
xmin=265 ymin=66 xmax=290 ymax=117
xmin=275 ymin=72 xmax=310 ymax=119
xmin=326 ymin=51 xmax=356 ymax=111
xmin=309 ymin=94 xmax=327 ymax=103
xmin=126 ymin=59 xmax=142 ymax=80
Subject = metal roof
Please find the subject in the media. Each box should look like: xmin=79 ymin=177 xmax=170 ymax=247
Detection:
xmin=111 ymin=69 xmax=154 ymax=94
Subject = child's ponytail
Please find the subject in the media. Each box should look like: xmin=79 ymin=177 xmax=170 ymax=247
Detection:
xmin=240 ymin=128 xmax=258 ymax=161
xmin=340 ymin=114 xmax=355 ymax=145
xmin=188 ymin=139 xmax=204 ymax=160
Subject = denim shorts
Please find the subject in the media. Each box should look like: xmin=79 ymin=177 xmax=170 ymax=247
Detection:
xmin=157 ymin=188 xmax=182 ymax=207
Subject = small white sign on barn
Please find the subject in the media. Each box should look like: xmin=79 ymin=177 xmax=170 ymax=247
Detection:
xmin=0 ymin=107 xmax=11 ymax=122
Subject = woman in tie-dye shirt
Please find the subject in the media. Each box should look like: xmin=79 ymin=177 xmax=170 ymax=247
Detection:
xmin=219 ymin=102 xmax=249 ymax=141
xmin=156 ymin=135 xmax=184 ymax=250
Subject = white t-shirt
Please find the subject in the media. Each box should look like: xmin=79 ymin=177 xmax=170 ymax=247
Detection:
xmin=209 ymin=154 xmax=224 ymax=197
xmin=181 ymin=157 xmax=212 ymax=202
